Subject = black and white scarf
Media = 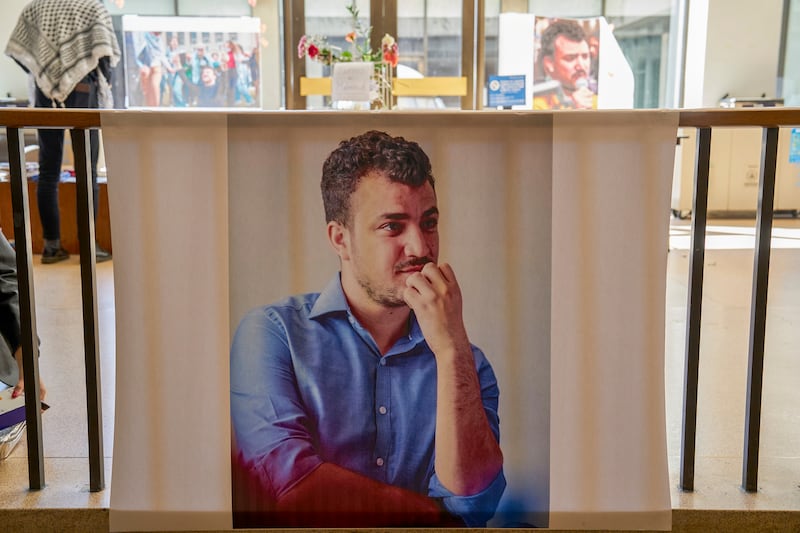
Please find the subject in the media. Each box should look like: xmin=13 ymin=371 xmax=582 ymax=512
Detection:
xmin=4 ymin=0 xmax=121 ymax=104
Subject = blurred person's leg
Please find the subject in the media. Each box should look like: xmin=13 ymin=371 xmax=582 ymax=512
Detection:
xmin=141 ymin=65 xmax=162 ymax=106
xmin=0 ymin=231 xmax=46 ymax=398
xmin=34 ymin=75 xmax=110 ymax=264
xmin=67 ymin=81 xmax=100 ymax=217
xmin=0 ymin=230 xmax=21 ymax=388
xmin=68 ymin=76 xmax=110 ymax=263
xmin=35 ymin=85 xmax=68 ymax=263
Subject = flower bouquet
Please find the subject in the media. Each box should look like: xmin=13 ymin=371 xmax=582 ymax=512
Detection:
xmin=297 ymin=1 xmax=398 ymax=108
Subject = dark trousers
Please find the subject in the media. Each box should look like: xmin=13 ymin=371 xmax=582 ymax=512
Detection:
xmin=35 ymin=77 xmax=100 ymax=242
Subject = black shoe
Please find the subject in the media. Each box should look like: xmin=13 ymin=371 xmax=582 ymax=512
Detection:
xmin=41 ymin=246 xmax=69 ymax=264
xmin=95 ymin=244 xmax=112 ymax=263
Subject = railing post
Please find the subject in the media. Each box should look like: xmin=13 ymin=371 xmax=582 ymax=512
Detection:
xmin=742 ymin=126 xmax=779 ymax=492
xmin=680 ymin=126 xmax=711 ymax=492
xmin=72 ymin=128 xmax=105 ymax=492
xmin=7 ymin=126 xmax=46 ymax=490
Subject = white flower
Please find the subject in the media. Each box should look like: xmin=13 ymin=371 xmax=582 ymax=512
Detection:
xmin=381 ymin=34 xmax=395 ymax=48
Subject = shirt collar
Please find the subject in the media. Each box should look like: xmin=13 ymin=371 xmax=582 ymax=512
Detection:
xmin=308 ymin=273 xmax=349 ymax=319
xmin=308 ymin=273 xmax=427 ymax=350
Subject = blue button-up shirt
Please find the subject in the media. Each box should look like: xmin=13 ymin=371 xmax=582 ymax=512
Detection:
xmin=230 ymin=274 xmax=506 ymax=526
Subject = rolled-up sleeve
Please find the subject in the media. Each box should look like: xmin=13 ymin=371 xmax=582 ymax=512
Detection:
xmin=429 ymin=468 xmax=507 ymax=527
xmin=230 ymin=307 xmax=323 ymax=499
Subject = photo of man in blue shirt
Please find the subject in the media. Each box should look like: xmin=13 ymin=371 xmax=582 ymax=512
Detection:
xmin=230 ymin=130 xmax=505 ymax=528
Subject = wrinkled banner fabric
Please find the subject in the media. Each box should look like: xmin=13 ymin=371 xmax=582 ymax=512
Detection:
xmin=101 ymin=110 xmax=678 ymax=531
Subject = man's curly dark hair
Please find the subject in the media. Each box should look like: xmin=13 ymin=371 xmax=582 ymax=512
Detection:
xmin=540 ymin=19 xmax=588 ymax=58
xmin=321 ymin=130 xmax=435 ymax=225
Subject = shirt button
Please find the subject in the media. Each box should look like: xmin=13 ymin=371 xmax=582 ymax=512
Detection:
xmin=378 ymin=406 xmax=387 ymax=415
xmin=380 ymin=358 xmax=386 ymax=366
xmin=376 ymin=457 xmax=384 ymax=467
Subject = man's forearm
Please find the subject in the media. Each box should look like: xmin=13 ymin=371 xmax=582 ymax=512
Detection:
xmin=274 ymin=462 xmax=462 ymax=527
xmin=434 ymin=345 xmax=503 ymax=496
xmin=402 ymin=263 xmax=503 ymax=496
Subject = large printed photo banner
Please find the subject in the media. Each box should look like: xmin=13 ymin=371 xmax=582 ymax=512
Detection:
xmin=101 ymin=111 xmax=677 ymax=531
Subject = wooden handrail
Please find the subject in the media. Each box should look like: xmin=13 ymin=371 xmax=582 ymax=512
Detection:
xmin=0 ymin=108 xmax=101 ymax=128
xmin=3 ymin=107 xmax=800 ymax=129
xmin=676 ymin=107 xmax=800 ymax=127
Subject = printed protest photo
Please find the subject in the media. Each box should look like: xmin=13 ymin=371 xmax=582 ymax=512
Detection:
xmin=122 ymin=16 xmax=260 ymax=109
xmin=532 ymin=17 xmax=600 ymax=110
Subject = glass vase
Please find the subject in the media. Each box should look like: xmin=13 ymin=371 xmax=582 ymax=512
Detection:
xmin=371 ymin=62 xmax=394 ymax=110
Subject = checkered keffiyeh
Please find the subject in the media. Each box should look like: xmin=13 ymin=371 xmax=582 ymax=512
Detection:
xmin=4 ymin=0 xmax=121 ymax=103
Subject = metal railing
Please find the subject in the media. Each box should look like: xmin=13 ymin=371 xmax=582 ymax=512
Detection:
xmin=1 ymin=109 xmax=103 ymax=492
xmin=676 ymin=107 xmax=800 ymax=492
xmin=1 ymin=107 xmax=799 ymax=497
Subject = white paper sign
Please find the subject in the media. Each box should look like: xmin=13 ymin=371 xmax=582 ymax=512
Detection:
xmin=331 ymin=62 xmax=373 ymax=103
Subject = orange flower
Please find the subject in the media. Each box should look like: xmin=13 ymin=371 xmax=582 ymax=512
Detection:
xmin=381 ymin=35 xmax=399 ymax=67
xmin=383 ymin=49 xmax=398 ymax=67
xmin=345 ymin=31 xmax=356 ymax=43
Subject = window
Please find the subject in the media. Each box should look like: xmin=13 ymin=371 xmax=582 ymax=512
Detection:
xmin=484 ymin=0 xmax=681 ymax=108
xmin=397 ymin=0 xmax=463 ymax=108
xmin=780 ymin=0 xmax=800 ymax=106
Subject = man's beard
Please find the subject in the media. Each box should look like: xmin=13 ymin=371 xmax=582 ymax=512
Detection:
xmin=355 ymin=256 xmax=433 ymax=308
xmin=356 ymin=272 xmax=407 ymax=308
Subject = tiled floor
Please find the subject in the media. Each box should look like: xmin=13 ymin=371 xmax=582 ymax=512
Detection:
xmin=0 ymin=258 xmax=114 ymax=510
xmin=665 ymin=217 xmax=800 ymax=514
xmin=0 ymin=216 xmax=798 ymax=531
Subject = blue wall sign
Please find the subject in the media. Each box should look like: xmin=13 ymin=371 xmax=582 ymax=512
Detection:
xmin=790 ymin=128 xmax=800 ymax=164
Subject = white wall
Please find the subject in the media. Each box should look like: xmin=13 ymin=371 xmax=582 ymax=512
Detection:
xmin=1 ymin=0 xmax=32 ymax=100
xmin=686 ymin=0 xmax=784 ymax=107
